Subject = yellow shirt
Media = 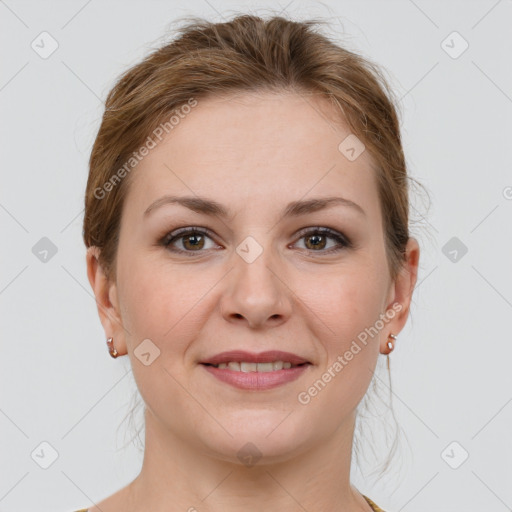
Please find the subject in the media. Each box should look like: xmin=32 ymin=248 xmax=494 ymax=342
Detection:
xmin=73 ymin=495 xmax=387 ymax=511
xmin=364 ymin=495 xmax=387 ymax=511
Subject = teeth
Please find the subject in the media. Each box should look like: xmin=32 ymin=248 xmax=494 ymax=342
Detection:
xmin=212 ymin=360 xmax=299 ymax=372
xmin=241 ymin=362 xmax=257 ymax=372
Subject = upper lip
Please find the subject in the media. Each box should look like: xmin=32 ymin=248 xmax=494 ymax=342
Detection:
xmin=200 ymin=350 xmax=310 ymax=366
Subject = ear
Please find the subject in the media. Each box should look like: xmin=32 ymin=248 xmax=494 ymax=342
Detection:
xmin=381 ymin=237 xmax=420 ymax=353
xmin=86 ymin=246 xmax=128 ymax=357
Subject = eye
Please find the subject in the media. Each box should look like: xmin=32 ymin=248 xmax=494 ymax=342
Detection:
xmin=160 ymin=226 xmax=352 ymax=257
xmin=293 ymin=227 xmax=352 ymax=254
xmin=160 ymin=227 xmax=219 ymax=255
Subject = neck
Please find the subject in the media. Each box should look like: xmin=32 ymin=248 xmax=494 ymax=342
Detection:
xmin=124 ymin=408 xmax=369 ymax=512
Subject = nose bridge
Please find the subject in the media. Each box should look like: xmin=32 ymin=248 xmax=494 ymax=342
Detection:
xmin=220 ymin=233 xmax=291 ymax=328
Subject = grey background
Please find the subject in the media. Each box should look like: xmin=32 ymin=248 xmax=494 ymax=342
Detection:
xmin=1 ymin=0 xmax=511 ymax=511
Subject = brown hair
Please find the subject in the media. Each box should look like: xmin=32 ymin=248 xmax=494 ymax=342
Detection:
xmin=83 ymin=13 xmax=412 ymax=284
xmin=84 ymin=12 xmax=423 ymax=481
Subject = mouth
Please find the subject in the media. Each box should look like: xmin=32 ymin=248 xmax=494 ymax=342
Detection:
xmin=199 ymin=350 xmax=312 ymax=388
xmin=200 ymin=362 xmax=311 ymax=391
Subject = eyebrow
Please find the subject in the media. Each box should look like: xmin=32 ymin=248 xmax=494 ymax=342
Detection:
xmin=143 ymin=195 xmax=366 ymax=219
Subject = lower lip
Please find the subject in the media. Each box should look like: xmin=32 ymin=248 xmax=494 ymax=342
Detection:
xmin=201 ymin=364 xmax=311 ymax=390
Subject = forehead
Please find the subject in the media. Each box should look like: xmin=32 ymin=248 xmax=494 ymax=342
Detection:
xmin=124 ymin=91 xmax=381 ymax=222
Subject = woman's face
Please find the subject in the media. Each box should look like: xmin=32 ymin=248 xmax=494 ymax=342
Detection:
xmin=89 ymin=91 xmax=418 ymax=462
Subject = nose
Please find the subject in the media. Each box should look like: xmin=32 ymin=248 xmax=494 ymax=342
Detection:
xmin=220 ymin=244 xmax=292 ymax=330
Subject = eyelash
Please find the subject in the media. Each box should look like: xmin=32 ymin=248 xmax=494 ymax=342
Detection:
xmin=159 ymin=226 xmax=352 ymax=257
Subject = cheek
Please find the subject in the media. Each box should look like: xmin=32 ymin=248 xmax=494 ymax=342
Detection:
xmin=119 ymin=253 xmax=193 ymax=333
xmin=296 ymin=281 xmax=381 ymax=419
xmin=116 ymin=259 xmax=204 ymax=418
xmin=295 ymin=267 xmax=384 ymax=403
xmin=118 ymin=256 xmax=218 ymax=370
xmin=298 ymin=268 xmax=385 ymax=342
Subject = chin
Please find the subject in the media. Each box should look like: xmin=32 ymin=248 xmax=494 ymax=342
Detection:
xmin=199 ymin=413 xmax=312 ymax=465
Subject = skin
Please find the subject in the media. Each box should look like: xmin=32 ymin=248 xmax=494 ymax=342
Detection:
xmin=86 ymin=90 xmax=419 ymax=512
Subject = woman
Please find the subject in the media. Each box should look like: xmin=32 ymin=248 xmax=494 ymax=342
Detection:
xmin=76 ymin=13 xmax=420 ymax=512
